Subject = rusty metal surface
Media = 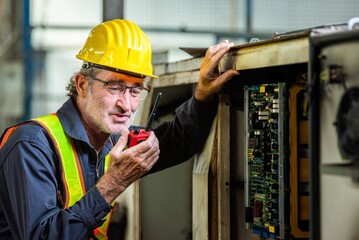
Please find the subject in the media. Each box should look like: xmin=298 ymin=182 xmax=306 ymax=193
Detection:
xmin=220 ymin=35 xmax=310 ymax=72
xmin=155 ymin=33 xmax=312 ymax=82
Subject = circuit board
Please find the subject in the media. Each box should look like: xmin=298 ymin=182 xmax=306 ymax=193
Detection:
xmin=244 ymin=83 xmax=287 ymax=239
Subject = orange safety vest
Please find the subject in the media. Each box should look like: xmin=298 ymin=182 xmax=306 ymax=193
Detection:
xmin=0 ymin=113 xmax=112 ymax=240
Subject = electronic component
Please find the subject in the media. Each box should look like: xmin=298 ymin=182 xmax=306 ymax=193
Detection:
xmin=128 ymin=92 xmax=162 ymax=147
xmin=244 ymin=83 xmax=287 ymax=239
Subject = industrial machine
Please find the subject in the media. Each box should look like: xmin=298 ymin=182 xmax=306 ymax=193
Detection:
xmin=226 ymin=31 xmax=311 ymax=239
xmin=243 ymin=81 xmax=309 ymax=239
xmin=146 ymin=21 xmax=359 ymax=240
xmin=229 ymin=24 xmax=359 ymax=240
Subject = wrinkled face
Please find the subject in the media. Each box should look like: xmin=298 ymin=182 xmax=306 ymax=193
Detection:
xmin=81 ymin=70 xmax=147 ymax=135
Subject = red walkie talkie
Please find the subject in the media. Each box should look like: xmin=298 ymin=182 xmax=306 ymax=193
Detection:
xmin=127 ymin=92 xmax=162 ymax=148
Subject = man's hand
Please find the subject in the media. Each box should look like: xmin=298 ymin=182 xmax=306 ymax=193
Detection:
xmin=195 ymin=40 xmax=240 ymax=102
xmin=97 ymin=130 xmax=160 ymax=204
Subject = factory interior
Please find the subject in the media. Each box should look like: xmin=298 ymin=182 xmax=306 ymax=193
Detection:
xmin=1 ymin=0 xmax=359 ymax=240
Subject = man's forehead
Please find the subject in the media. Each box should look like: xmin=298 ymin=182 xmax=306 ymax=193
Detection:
xmin=99 ymin=69 xmax=145 ymax=84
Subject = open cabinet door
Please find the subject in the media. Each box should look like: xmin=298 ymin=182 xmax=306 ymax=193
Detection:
xmin=310 ymin=30 xmax=359 ymax=240
xmin=193 ymin=93 xmax=231 ymax=240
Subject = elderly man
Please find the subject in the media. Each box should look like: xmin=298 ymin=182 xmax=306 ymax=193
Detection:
xmin=0 ymin=19 xmax=239 ymax=239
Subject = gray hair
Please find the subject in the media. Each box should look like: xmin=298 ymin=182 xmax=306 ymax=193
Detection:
xmin=65 ymin=64 xmax=100 ymax=99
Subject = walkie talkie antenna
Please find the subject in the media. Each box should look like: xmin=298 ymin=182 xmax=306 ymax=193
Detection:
xmin=145 ymin=92 xmax=162 ymax=131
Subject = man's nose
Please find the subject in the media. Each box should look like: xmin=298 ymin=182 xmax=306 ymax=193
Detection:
xmin=116 ymin=90 xmax=132 ymax=111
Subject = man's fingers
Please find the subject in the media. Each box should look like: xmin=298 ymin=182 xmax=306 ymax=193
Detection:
xmin=206 ymin=40 xmax=230 ymax=56
xmin=216 ymin=69 xmax=240 ymax=87
xmin=205 ymin=41 xmax=233 ymax=60
xmin=111 ymin=131 xmax=159 ymax=166
xmin=135 ymin=131 xmax=159 ymax=156
xmin=210 ymin=42 xmax=233 ymax=67
xmin=202 ymin=41 xmax=234 ymax=76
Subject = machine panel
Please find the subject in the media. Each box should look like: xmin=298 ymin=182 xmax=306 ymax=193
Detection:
xmin=244 ymin=83 xmax=288 ymax=239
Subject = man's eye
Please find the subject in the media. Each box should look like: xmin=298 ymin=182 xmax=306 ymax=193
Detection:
xmin=131 ymin=88 xmax=141 ymax=94
xmin=109 ymin=87 xmax=121 ymax=91
xmin=108 ymin=85 xmax=124 ymax=91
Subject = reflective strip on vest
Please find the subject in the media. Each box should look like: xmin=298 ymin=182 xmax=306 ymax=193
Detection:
xmin=33 ymin=113 xmax=112 ymax=239
xmin=0 ymin=125 xmax=21 ymax=149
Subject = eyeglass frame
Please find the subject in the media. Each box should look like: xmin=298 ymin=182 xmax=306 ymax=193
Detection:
xmin=87 ymin=75 xmax=150 ymax=100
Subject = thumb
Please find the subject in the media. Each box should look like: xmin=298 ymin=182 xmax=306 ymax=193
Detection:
xmin=113 ymin=129 xmax=129 ymax=154
xmin=109 ymin=129 xmax=129 ymax=167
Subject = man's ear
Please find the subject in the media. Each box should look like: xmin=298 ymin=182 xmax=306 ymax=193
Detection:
xmin=75 ymin=74 xmax=88 ymax=98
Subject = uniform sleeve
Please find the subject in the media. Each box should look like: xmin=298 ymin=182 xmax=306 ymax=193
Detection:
xmin=149 ymin=95 xmax=218 ymax=173
xmin=0 ymin=125 xmax=111 ymax=239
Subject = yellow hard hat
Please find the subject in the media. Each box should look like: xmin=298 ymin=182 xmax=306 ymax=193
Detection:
xmin=76 ymin=19 xmax=157 ymax=78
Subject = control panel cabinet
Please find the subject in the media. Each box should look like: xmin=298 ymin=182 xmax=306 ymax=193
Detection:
xmin=229 ymin=64 xmax=310 ymax=240
xmin=221 ymin=31 xmax=313 ymax=239
xmin=228 ymin=29 xmax=359 ymax=240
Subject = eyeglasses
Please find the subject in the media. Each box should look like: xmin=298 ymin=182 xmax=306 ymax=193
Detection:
xmin=88 ymin=75 xmax=150 ymax=100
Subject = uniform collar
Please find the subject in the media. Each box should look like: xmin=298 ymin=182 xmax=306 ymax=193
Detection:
xmin=56 ymin=98 xmax=116 ymax=155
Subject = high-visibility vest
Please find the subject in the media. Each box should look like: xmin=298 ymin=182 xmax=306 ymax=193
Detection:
xmin=0 ymin=113 xmax=112 ymax=240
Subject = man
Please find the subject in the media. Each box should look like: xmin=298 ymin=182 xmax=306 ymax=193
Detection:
xmin=0 ymin=19 xmax=239 ymax=239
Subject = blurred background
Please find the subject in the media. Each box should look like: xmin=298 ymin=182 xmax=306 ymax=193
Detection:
xmin=0 ymin=0 xmax=358 ymax=133
xmin=1 ymin=1 xmax=359 ymax=240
